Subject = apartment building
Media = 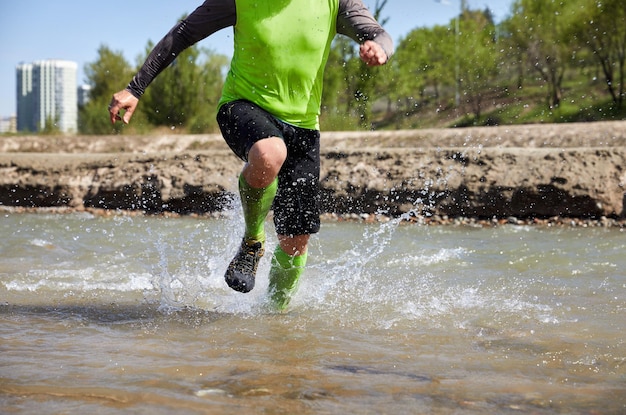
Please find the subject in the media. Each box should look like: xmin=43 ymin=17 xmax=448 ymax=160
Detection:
xmin=16 ymin=60 xmax=78 ymax=134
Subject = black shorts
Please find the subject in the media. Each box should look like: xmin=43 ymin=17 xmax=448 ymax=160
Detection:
xmin=217 ymin=100 xmax=321 ymax=236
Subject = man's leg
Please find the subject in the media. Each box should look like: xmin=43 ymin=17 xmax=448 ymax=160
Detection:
xmin=239 ymin=174 xmax=277 ymax=243
xmin=225 ymin=137 xmax=286 ymax=293
xmin=268 ymin=234 xmax=309 ymax=310
xmin=267 ymin=124 xmax=320 ymax=310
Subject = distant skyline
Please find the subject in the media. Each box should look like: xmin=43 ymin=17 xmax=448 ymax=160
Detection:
xmin=0 ymin=0 xmax=515 ymax=117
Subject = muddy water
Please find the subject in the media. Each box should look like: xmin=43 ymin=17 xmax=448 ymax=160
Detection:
xmin=1 ymin=212 xmax=624 ymax=414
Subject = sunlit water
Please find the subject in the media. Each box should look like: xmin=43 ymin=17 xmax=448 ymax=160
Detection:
xmin=1 ymin=212 xmax=624 ymax=414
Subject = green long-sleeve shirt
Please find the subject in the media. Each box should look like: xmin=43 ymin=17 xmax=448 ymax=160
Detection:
xmin=127 ymin=0 xmax=394 ymax=130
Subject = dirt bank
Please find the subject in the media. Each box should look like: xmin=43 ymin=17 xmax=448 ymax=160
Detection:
xmin=1 ymin=121 xmax=625 ymax=220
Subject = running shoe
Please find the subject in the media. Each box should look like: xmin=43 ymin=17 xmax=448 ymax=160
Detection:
xmin=225 ymin=238 xmax=264 ymax=293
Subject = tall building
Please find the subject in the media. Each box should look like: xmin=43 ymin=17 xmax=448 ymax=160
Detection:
xmin=78 ymin=84 xmax=92 ymax=107
xmin=16 ymin=60 xmax=78 ymax=134
xmin=16 ymin=63 xmax=34 ymax=132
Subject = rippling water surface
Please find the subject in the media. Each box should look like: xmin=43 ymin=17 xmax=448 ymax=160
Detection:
xmin=1 ymin=212 xmax=625 ymax=414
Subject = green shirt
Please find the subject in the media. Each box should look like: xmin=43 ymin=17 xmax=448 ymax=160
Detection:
xmin=127 ymin=0 xmax=394 ymax=130
xmin=219 ymin=0 xmax=338 ymax=130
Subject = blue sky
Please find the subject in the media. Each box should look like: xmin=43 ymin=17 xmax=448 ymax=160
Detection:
xmin=0 ymin=0 xmax=515 ymax=118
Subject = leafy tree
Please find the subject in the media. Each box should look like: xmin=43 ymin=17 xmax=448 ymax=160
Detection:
xmin=140 ymin=41 xmax=200 ymax=128
xmin=507 ymin=0 xmax=572 ymax=109
xmin=187 ymin=50 xmax=230 ymax=133
xmin=456 ymin=9 xmax=499 ymax=120
xmin=421 ymin=25 xmax=456 ymax=102
xmin=573 ymin=0 xmax=626 ymax=107
xmin=321 ymin=37 xmax=350 ymax=129
xmin=352 ymin=0 xmax=389 ymax=129
xmin=392 ymin=10 xmax=498 ymax=124
xmin=137 ymin=34 xmax=228 ymax=133
xmin=79 ymin=21 xmax=234 ymax=135
xmin=499 ymin=18 xmax=528 ymax=90
xmin=392 ymin=27 xmax=437 ymax=116
xmin=321 ymin=36 xmax=362 ymax=130
xmin=389 ymin=24 xmax=457 ymax=127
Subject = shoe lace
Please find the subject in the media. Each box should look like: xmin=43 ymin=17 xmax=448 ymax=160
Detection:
xmin=235 ymin=240 xmax=263 ymax=273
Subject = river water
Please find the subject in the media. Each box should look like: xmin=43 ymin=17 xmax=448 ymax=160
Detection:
xmin=1 ymin=211 xmax=624 ymax=414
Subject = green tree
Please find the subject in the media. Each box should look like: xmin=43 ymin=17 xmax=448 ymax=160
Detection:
xmin=422 ymin=25 xmax=456 ymax=102
xmin=140 ymin=35 xmax=228 ymax=133
xmin=499 ymin=17 xmax=528 ymax=90
xmin=138 ymin=36 xmax=228 ymax=133
xmin=321 ymin=37 xmax=349 ymax=129
xmin=141 ymin=41 xmax=201 ymax=128
xmin=353 ymin=0 xmax=389 ymax=129
xmin=389 ymin=24 xmax=456 ymax=125
xmin=321 ymin=36 xmax=362 ymax=130
xmin=508 ymin=0 xmax=573 ymax=109
xmin=392 ymin=10 xmax=499 ymax=124
xmin=187 ymin=50 xmax=230 ymax=133
xmin=457 ymin=9 xmax=499 ymax=120
xmin=79 ymin=45 xmax=137 ymax=134
xmin=573 ymin=0 xmax=626 ymax=107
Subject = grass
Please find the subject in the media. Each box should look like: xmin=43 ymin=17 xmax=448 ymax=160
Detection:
xmin=371 ymin=71 xmax=625 ymax=130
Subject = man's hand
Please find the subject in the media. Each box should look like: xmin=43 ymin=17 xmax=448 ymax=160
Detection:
xmin=109 ymin=89 xmax=139 ymax=124
xmin=359 ymin=40 xmax=388 ymax=66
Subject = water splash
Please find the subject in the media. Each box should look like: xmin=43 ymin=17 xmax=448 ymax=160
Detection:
xmin=5 ymin=212 xmax=615 ymax=333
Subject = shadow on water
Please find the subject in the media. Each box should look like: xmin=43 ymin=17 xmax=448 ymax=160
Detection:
xmin=0 ymin=302 xmax=232 ymax=327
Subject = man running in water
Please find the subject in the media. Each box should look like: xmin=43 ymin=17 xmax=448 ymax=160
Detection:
xmin=109 ymin=0 xmax=393 ymax=310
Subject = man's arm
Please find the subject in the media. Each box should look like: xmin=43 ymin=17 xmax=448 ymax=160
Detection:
xmin=336 ymin=0 xmax=394 ymax=65
xmin=109 ymin=0 xmax=236 ymax=124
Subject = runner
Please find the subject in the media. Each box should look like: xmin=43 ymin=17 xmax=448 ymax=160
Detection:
xmin=108 ymin=0 xmax=393 ymax=310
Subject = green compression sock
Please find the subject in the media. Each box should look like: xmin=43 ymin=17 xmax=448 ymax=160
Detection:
xmin=239 ymin=174 xmax=278 ymax=242
xmin=268 ymin=246 xmax=307 ymax=311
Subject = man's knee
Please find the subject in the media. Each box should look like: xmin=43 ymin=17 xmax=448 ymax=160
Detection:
xmin=245 ymin=137 xmax=287 ymax=187
xmin=250 ymin=137 xmax=286 ymax=167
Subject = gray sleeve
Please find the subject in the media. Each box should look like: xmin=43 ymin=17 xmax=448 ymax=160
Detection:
xmin=336 ymin=0 xmax=394 ymax=59
xmin=127 ymin=0 xmax=236 ymax=98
